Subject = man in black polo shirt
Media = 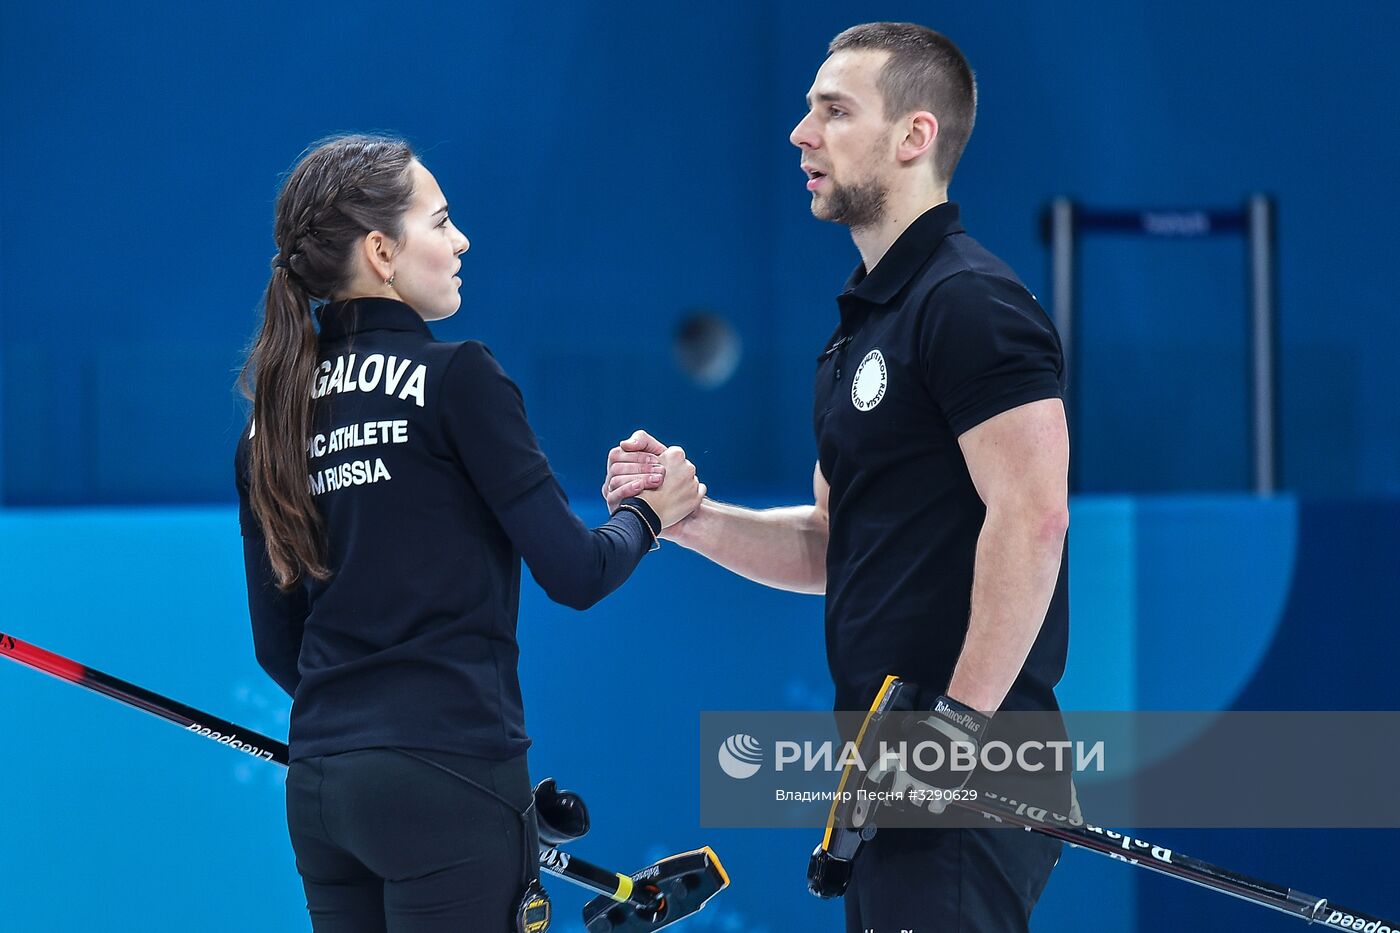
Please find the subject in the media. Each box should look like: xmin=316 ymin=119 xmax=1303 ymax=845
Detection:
xmin=605 ymin=22 xmax=1068 ymax=932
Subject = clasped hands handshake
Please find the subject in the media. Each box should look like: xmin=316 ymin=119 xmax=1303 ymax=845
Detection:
xmin=601 ymin=430 xmax=705 ymax=535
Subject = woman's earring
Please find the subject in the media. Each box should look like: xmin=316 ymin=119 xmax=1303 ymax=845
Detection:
xmin=385 ymin=274 xmax=396 ymax=288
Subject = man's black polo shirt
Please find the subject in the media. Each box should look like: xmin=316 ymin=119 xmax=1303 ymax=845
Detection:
xmin=813 ymin=202 xmax=1069 ymax=715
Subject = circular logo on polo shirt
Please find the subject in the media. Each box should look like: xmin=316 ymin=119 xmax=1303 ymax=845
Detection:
xmin=851 ymin=349 xmax=887 ymax=411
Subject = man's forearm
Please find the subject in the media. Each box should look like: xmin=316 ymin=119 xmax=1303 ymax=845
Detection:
xmin=946 ymin=507 xmax=1068 ymax=711
xmin=663 ymin=498 xmax=828 ymax=594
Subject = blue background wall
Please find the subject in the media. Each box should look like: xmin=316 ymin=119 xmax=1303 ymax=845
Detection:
xmin=3 ymin=2 xmax=1399 ymax=931
xmin=3 ymin=1 xmax=1399 ymax=503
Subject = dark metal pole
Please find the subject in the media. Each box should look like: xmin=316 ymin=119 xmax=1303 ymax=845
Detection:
xmin=1050 ymin=197 xmax=1077 ymax=491
xmin=1050 ymin=196 xmax=1076 ymax=374
xmin=1248 ymin=193 xmax=1278 ymax=495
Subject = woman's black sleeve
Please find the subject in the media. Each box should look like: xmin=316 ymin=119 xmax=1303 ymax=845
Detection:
xmin=440 ymin=342 xmax=652 ymax=610
xmin=235 ymin=428 xmax=307 ymax=697
xmin=495 ymin=474 xmax=652 ymax=610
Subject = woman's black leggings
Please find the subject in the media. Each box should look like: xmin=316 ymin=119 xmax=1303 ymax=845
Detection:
xmin=285 ymin=748 xmax=538 ymax=932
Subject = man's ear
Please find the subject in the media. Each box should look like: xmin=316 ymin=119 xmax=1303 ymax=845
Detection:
xmin=897 ymin=110 xmax=939 ymax=166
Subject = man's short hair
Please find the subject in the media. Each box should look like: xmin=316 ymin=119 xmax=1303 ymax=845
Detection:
xmin=828 ymin=22 xmax=977 ymax=182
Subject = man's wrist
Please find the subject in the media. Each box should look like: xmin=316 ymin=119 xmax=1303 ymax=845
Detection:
xmin=659 ymin=496 xmax=711 ymax=545
xmin=943 ymin=674 xmax=1006 ymax=715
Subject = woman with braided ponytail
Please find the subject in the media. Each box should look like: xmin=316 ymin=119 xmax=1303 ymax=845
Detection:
xmin=236 ymin=134 xmax=703 ymax=931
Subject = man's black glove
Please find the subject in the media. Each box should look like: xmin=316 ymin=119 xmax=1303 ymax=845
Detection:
xmin=899 ymin=694 xmax=991 ymax=814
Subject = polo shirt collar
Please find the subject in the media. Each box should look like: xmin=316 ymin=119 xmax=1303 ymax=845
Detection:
xmin=317 ymin=297 xmax=433 ymax=339
xmin=839 ymin=201 xmax=964 ymax=311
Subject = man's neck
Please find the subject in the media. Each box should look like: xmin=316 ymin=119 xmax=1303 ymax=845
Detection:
xmin=851 ymin=191 xmax=948 ymax=273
